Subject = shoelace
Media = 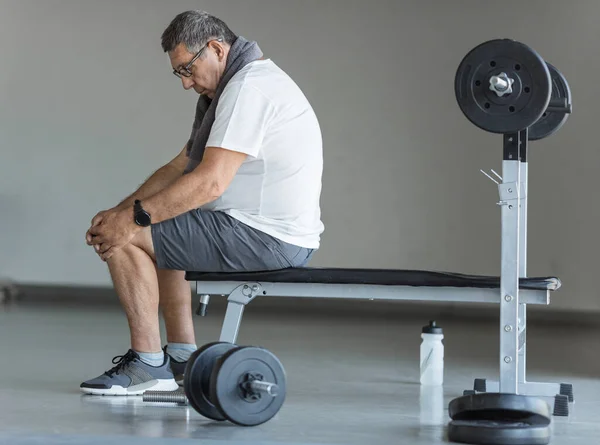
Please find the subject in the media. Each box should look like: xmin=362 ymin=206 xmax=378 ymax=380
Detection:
xmin=104 ymin=349 xmax=138 ymax=377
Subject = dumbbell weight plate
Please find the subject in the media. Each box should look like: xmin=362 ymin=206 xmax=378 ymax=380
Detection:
xmin=183 ymin=341 xmax=237 ymax=421
xmin=528 ymin=63 xmax=571 ymax=141
xmin=210 ymin=346 xmax=287 ymax=426
xmin=455 ymin=39 xmax=551 ymax=134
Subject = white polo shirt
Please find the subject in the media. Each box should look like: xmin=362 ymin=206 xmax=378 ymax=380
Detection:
xmin=202 ymin=59 xmax=324 ymax=249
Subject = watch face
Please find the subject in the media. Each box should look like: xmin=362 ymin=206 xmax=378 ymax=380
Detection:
xmin=136 ymin=211 xmax=151 ymax=227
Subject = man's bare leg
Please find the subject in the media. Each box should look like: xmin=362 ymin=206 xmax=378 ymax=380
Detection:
xmin=81 ymin=226 xmax=185 ymax=394
xmin=157 ymin=268 xmax=196 ymax=345
xmin=105 ymin=228 xmax=162 ymax=353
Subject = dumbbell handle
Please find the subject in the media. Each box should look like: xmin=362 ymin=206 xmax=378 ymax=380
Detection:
xmin=246 ymin=380 xmax=279 ymax=397
xmin=143 ymin=389 xmax=188 ymax=405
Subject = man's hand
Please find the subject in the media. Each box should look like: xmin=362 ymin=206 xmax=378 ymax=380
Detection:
xmin=87 ymin=208 xmax=141 ymax=261
xmin=86 ymin=209 xmax=112 ymax=245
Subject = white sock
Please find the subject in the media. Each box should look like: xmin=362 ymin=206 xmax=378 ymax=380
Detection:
xmin=135 ymin=350 xmax=165 ymax=367
xmin=167 ymin=343 xmax=197 ymax=362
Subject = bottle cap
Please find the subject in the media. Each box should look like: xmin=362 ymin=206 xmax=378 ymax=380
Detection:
xmin=422 ymin=320 xmax=443 ymax=334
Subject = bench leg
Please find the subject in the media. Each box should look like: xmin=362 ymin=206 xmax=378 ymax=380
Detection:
xmin=472 ymin=302 xmax=574 ymax=415
xmin=474 ymin=378 xmax=573 ymax=417
xmin=219 ymin=303 xmax=245 ymax=343
xmin=475 ymin=147 xmax=573 ymax=415
xmin=475 ymin=379 xmax=573 ymax=400
xmin=215 ymin=282 xmax=262 ymax=344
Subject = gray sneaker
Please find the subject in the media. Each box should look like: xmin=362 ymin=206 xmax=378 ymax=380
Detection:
xmin=80 ymin=349 xmax=179 ymax=396
xmin=164 ymin=346 xmax=190 ymax=386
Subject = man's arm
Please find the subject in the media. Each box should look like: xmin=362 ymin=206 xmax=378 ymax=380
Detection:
xmin=141 ymin=81 xmax=275 ymax=223
xmin=115 ymin=143 xmax=190 ymax=211
xmin=141 ymin=146 xmax=247 ymax=223
xmin=86 ymin=143 xmax=190 ymax=245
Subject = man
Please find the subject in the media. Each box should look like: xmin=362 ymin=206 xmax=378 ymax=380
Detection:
xmin=81 ymin=10 xmax=324 ymax=395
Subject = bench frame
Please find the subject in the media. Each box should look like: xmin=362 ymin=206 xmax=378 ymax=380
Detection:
xmin=195 ymin=280 xmax=551 ymax=347
xmin=188 ymin=129 xmax=573 ymax=411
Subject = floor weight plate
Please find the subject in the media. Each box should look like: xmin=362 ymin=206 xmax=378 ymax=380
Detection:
xmin=183 ymin=341 xmax=237 ymax=421
xmin=448 ymin=420 xmax=551 ymax=445
xmin=448 ymin=393 xmax=552 ymax=445
xmin=210 ymin=346 xmax=287 ymax=426
xmin=449 ymin=393 xmax=552 ymax=422
xmin=529 ymin=62 xmax=571 ymax=141
xmin=455 ymin=39 xmax=551 ymax=134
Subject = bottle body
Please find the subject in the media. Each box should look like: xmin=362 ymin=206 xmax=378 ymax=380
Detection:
xmin=420 ymin=333 xmax=444 ymax=386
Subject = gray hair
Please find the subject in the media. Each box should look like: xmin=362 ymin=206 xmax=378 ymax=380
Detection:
xmin=161 ymin=10 xmax=237 ymax=54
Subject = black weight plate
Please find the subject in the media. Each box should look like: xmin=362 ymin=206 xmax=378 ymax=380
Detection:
xmin=183 ymin=341 xmax=237 ymax=421
xmin=448 ymin=420 xmax=551 ymax=445
xmin=449 ymin=393 xmax=552 ymax=425
xmin=210 ymin=346 xmax=287 ymax=426
xmin=529 ymin=63 xmax=571 ymax=141
xmin=455 ymin=39 xmax=551 ymax=134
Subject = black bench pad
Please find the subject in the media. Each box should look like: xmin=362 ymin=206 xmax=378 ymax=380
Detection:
xmin=185 ymin=268 xmax=561 ymax=291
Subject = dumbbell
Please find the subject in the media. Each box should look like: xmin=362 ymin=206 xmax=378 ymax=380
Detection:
xmin=144 ymin=342 xmax=286 ymax=427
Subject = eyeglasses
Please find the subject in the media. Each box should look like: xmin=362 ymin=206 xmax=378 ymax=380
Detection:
xmin=172 ymin=38 xmax=223 ymax=78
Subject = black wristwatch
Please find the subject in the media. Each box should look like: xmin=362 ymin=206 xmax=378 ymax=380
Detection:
xmin=133 ymin=199 xmax=152 ymax=227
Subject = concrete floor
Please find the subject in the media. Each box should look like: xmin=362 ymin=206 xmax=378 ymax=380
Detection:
xmin=0 ymin=296 xmax=598 ymax=445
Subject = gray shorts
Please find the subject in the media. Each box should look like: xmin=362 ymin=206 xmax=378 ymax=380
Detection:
xmin=151 ymin=209 xmax=315 ymax=272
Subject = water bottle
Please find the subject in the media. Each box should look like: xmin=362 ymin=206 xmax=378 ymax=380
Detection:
xmin=420 ymin=320 xmax=444 ymax=386
xmin=419 ymin=385 xmax=445 ymax=426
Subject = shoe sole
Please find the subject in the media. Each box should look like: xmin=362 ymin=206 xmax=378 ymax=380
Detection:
xmin=80 ymin=378 xmax=179 ymax=396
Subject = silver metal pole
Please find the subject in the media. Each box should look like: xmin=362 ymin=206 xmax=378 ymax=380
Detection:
xmin=499 ymin=133 xmax=522 ymax=395
xmin=248 ymin=380 xmax=279 ymax=397
xmin=518 ymin=160 xmax=528 ymax=385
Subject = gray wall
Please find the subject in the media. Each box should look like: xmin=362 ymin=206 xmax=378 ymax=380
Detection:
xmin=1 ymin=0 xmax=597 ymax=312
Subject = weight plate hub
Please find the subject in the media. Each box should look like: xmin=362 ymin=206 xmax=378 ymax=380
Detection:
xmin=210 ymin=346 xmax=287 ymax=427
xmin=183 ymin=341 xmax=237 ymax=421
xmin=529 ymin=62 xmax=571 ymax=141
xmin=455 ymin=39 xmax=551 ymax=134
xmin=448 ymin=393 xmax=552 ymax=445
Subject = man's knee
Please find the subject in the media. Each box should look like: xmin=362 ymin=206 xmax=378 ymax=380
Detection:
xmin=130 ymin=227 xmax=155 ymax=260
xmin=105 ymin=236 xmax=155 ymax=268
xmin=105 ymin=228 xmax=154 ymax=263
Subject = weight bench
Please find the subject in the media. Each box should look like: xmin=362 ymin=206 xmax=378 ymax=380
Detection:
xmin=186 ymin=268 xmax=559 ymax=342
xmin=185 ymin=267 xmax=568 ymax=400
xmin=185 ymin=129 xmax=574 ymax=416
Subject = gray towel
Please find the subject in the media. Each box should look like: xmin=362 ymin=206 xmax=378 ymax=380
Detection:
xmin=184 ymin=36 xmax=263 ymax=173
